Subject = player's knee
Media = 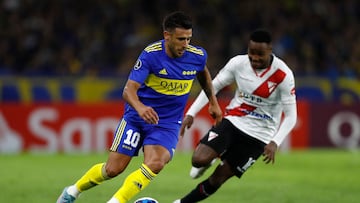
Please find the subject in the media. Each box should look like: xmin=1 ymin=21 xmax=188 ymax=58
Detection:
xmin=144 ymin=160 xmax=165 ymax=174
xmin=192 ymin=144 xmax=218 ymax=167
xmin=191 ymin=153 xmax=211 ymax=167
xmin=104 ymin=164 xmax=126 ymax=178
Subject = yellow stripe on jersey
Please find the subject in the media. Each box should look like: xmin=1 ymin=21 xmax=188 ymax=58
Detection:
xmin=186 ymin=45 xmax=204 ymax=56
xmin=144 ymin=42 xmax=162 ymax=53
xmin=144 ymin=74 xmax=193 ymax=96
xmin=110 ymin=119 xmax=127 ymax=151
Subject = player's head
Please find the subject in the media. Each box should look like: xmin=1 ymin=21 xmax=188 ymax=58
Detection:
xmin=163 ymin=11 xmax=192 ymax=32
xmin=248 ymin=29 xmax=273 ymax=69
xmin=163 ymin=11 xmax=193 ymax=58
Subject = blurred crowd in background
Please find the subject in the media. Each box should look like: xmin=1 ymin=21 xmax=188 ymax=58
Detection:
xmin=0 ymin=0 xmax=359 ymax=79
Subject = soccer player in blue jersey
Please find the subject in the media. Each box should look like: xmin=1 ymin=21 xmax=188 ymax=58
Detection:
xmin=56 ymin=11 xmax=222 ymax=203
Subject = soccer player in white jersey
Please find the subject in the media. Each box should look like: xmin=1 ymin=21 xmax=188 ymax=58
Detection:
xmin=56 ymin=11 xmax=222 ymax=203
xmin=174 ymin=29 xmax=297 ymax=203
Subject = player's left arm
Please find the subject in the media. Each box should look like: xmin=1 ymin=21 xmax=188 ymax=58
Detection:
xmin=196 ymin=66 xmax=222 ymax=124
xmin=272 ymin=72 xmax=298 ymax=146
xmin=263 ymin=102 xmax=297 ymax=164
xmin=264 ymin=72 xmax=297 ymax=164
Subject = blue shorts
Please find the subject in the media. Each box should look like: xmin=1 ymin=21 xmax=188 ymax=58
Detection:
xmin=109 ymin=118 xmax=180 ymax=158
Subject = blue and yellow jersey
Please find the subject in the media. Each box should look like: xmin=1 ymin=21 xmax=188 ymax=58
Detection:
xmin=123 ymin=40 xmax=207 ymax=129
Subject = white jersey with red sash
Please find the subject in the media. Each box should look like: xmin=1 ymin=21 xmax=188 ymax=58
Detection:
xmin=187 ymin=54 xmax=296 ymax=145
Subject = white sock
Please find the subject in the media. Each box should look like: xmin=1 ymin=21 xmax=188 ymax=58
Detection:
xmin=66 ymin=185 xmax=80 ymax=198
xmin=107 ymin=197 xmax=120 ymax=203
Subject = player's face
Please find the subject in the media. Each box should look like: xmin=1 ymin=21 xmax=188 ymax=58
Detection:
xmin=248 ymin=40 xmax=272 ymax=69
xmin=164 ymin=28 xmax=192 ymax=58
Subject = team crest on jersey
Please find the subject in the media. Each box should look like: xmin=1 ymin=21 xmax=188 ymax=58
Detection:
xmin=267 ymin=81 xmax=278 ymax=94
xmin=134 ymin=59 xmax=142 ymax=70
xmin=208 ymin=131 xmax=218 ymax=141
xmin=253 ymin=69 xmax=286 ymax=98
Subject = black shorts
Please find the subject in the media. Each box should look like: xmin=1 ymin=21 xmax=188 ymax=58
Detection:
xmin=200 ymin=118 xmax=266 ymax=177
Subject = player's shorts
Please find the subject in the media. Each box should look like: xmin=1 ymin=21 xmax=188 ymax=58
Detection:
xmin=200 ymin=118 xmax=266 ymax=178
xmin=110 ymin=118 xmax=179 ymax=158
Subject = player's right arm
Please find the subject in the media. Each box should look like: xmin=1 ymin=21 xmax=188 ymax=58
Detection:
xmin=122 ymin=79 xmax=159 ymax=124
xmin=196 ymin=66 xmax=222 ymax=123
xmin=179 ymin=66 xmax=223 ymax=137
xmin=180 ymin=59 xmax=238 ymax=137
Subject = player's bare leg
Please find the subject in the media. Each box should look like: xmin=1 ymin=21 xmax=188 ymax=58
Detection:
xmin=176 ymin=160 xmax=234 ymax=203
xmin=189 ymin=143 xmax=218 ymax=179
xmin=106 ymin=145 xmax=169 ymax=203
xmin=56 ymin=152 xmax=131 ymax=203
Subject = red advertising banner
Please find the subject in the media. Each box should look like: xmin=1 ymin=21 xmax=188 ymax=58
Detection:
xmin=310 ymin=103 xmax=360 ymax=149
xmin=290 ymin=101 xmax=309 ymax=149
xmin=0 ymin=102 xmax=122 ymax=153
xmin=0 ymin=100 xmax=309 ymax=153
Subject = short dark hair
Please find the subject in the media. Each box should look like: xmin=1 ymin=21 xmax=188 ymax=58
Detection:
xmin=250 ymin=29 xmax=272 ymax=43
xmin=163 ymin=11 xmax=192 ymax=32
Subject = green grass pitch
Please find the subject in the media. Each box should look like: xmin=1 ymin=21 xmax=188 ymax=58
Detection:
xmin=1 ymin=149 xmax=359 ymax=203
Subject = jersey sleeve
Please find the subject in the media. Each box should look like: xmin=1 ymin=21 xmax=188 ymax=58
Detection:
xmin=273 ymin=63 xmax=297 ymax=145
xmin=279 ymin=67 xmax=296 ymax=105
xmin=128 ymin=51 xmax=151 ymax=84
xmin=186 ymin=57 xmax=237 ymax=117
xmin=272 ymin=102 xmax=297 ymax=146
xmin=213 ymin=57 xmax=237 ymax=88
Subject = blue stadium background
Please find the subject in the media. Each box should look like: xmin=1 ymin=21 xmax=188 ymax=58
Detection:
xmin=0 ymin=0 xmax=359 ymax=103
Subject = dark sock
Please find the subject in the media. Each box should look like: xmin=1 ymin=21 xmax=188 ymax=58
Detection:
xmin=181 ymin=179 xmax=219 ymax=203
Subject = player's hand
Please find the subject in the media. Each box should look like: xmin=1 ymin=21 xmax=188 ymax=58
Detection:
xmin=208 ymin=104 xmax=223 ymax=126
xmin=138 ymin=105 xmax=159 ymax=124
xmin=263 ymin=141 xmax=278 ymax=164
xmin=179 ymin=115 xmax=194 ymax=137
